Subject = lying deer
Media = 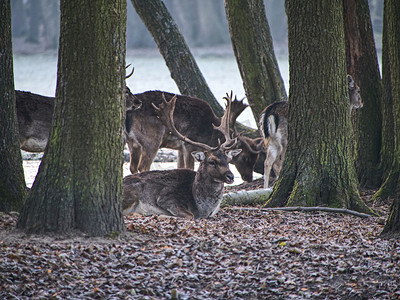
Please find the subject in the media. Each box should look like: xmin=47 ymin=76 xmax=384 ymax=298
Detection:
xmin=16 ymin=88 xmax=141 ymax=153
xmin=259 ymin=74 xmax=363 ymax=188
xmin=125 ymin=91 xmax=263 ymax=182
xmin=123 ymin=93 xmax=241 ymax=218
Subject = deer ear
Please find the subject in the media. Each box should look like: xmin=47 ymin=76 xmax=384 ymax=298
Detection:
xmin=226 ymin=149 xmax=242 ymax=160
xmin=191 ymin=151 xmax=205 ymax=162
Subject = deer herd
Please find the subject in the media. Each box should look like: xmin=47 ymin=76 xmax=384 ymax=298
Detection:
xmin=15 ymin=71 xmax=362 ymax=219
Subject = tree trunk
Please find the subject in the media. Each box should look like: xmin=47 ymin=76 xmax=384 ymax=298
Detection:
xmin=266 ymin=0 xmax=373 ymax=214
xmin=130 ymin=0 xmax=223 ymax=116
xmin=17 ymin=0 xmax=126 ymax=236
xmin=0 ymin=0 xmax=27 ymax=212
xmin=380 ymin=0 xmax=400 ymax=237
xmin=376 ymin=0 xmax=396 ymax=196
xmin=130 ymin=0 xmax=259 ymax=139
xmin=224 ymin=0 xmax=287 ymax=121
xmin=343 ymin=0 xmax=383 ymax=188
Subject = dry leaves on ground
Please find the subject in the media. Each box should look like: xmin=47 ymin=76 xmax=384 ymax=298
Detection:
xmin=0 ymin=193 xmax=399 ymax=299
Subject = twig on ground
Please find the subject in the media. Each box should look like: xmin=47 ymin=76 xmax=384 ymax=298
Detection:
xmin=226 ymin=206 xmax=371 ymax=218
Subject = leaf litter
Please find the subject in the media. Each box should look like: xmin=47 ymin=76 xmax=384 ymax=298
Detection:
xmin=0 ymin=185 xmax=399 ymax=299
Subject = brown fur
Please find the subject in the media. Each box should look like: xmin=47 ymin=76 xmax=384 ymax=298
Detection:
xmin=125 ymin=90 xmax=262 ymax=181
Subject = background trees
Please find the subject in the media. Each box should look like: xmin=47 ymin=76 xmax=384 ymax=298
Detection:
xmin=266 ymin=0 xmax=373 ymax=214
xmin=0 ymin=0 xmax=27 ymax=212
xmin=225 ymin=0 xmax=287 ymax=120
xmin=17 ymin=0 xmax=126 ymax=236
xmin=343 ymin=0 xmax=383 ymax=189
xmin=379 ymin=0 xmax=400 ymax=237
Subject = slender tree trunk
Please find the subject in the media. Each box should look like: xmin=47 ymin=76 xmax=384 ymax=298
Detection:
xmin=224 ymin=0 xmax=287 ymax=121
xmin=17 ymin=0 xmax=126 ymax=236
xmin=343 ymin=0 xmax=383 ymax=188
xmin=266 ymin=0 xmax=373 ymax=214
xmin=0 ymin=0 xmax=27 ymax=212
xmin=380 ymin=0 xmax=400 ymax=237
xmin=130 ymin=0 xmax=223 ymax=116
xmin=130 ymin=0 xmax=259 ymax=140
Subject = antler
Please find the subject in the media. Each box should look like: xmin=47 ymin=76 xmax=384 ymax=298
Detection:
xmin=228 ymin=91 xmax=248 ymax=126
xmin=213 ymin=92 xmax=238 ymax=150
xmin=125 ymin=64 xmax=135 ymax=79
xmin=153 ymin=94 xmax=217 ymax=151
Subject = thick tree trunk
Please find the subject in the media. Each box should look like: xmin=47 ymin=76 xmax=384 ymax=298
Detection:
xmin=343 ymin=0 xmax=383 ymax=188
xmin=17 ymin=0 xmax=126 ymax=236
xmin=130 ymin=0 xmax=223 ymax=116
xmin=377 ymin=0 xmax=396 ymax=192
xmin=0 ymin=0 xmax=27 ymax=212
xmin=224 ymin=0 xmax=287 ymax=121
xmin=266 ymin=0 xmax=373 ymax=214
xmin=380 ymin=0 xmax=400 ymax=237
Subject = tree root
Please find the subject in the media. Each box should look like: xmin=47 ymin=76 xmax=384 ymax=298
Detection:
xmin=226 ymin=206 xmax=372 ymax=218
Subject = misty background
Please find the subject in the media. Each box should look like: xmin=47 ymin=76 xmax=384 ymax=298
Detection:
xmin=11 ymin=0 xmax=383 ymax=129
xmin=11 ymin=0 xmax=383 ymax=55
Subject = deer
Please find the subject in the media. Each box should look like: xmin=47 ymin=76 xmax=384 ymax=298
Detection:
xmin=259 ymin=74 xmax=363 ymax=188
xmin=17 ymin=65 xmax=139 ymax=153
xmin=125 ymin=90 xmax=263 ymax=182
xmin=16 ymin=89 xmax=141 ymax=152
xmin=123 ymin=93 xmax=241 ymax=218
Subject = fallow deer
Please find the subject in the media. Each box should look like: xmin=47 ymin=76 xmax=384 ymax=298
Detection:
xmin=16 ymin=65 xmax=139 ymax=153
xmin=123 ymin=93 xmax=241 ymax=219
xmin=259 ymin=74 xmax=363 ymax=188
xmin=16 ymin=87 xmax=141 ymax=153
xmin=125 ymin=91 xmax=263 ymax=182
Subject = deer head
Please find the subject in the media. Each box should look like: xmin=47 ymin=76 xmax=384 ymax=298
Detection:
xmin=153 ymin=93 xmax=242 ymax=183
xmin=348 ymin=74 xmax=363 ymax=111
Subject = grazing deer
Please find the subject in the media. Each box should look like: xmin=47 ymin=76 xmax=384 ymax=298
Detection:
xmin=16 ymin=88 xmax=141 ymax=153
xmin=125 ymin=91 xmax=263 ymax=182
xmin=123 ymin=93 xmax=241 ymax=218
xmin=259 ymin=75 xmax=363 ymax=188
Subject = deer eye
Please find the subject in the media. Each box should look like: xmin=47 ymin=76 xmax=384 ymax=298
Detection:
xmin=208 ymin=160 xmax=217 ymax=167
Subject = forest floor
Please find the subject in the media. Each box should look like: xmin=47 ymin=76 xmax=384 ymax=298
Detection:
xmin=1 ymin=175 xmax=400 ymax=298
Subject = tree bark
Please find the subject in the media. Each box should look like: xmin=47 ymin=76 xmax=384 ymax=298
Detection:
xmin=130 ymin=0 xmax=223 ymax=116
xmin=376 ymin=0 xmax=396 ymax=194
xmin=380 ymin=0 xmax=400 ymax=237
xmin=343 ymin=0 xmax=383 ymax=188
xmin=17 ymin=0 xmax=126 ymax=236
xmin=130 ymin=0 xmax=259 ymax=139
xmin=0 ymin=0 xmax=27 ymax=212
xmin=266 ymin=0 xmax=373 ymax=214
xmin=224 ymin=0 xmax=287 ymax=121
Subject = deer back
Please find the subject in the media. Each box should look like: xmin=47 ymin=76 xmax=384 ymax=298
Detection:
xmin=126 ymin=91 xmax=220 ymax=147
xmin=16 ymin=90 xmax=54 ymax=152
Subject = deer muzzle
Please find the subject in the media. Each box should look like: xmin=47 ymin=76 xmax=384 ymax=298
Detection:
xmin=225 ymin=171 xmax=235 ymax=184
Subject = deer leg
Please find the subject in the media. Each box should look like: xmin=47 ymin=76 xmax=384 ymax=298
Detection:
xmin=127 ymin=141 xmax=140 ymax=174
xmin=177 ymin=150 xmax=185 ymax=168
xmin=264 ymin=146 xmax=278 ymax=188
xmin=138 ymin=147 xmax=159 ymax=172
xmin=156 ymin=192 xmax=194 ymax=219
xmin=182 ymin=145 xmax=195 ymax=170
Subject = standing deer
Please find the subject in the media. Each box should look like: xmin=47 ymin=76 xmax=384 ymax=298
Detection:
xmin=259 ymin=74 xmax=363 ymax=188
xmin=123 ymin=93 xmax=241 ymax=218
xmin=125 ymin=91 xmax=263 ymax=182
xmin=16 ymin=88 xmax=141 ymax=153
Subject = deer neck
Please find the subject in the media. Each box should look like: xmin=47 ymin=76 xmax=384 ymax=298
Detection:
xmin=192 ymin=166 xmax=224 ymax=218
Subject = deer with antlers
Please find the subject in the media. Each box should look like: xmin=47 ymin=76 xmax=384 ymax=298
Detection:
xmin=125 ymin=91 xmax=263 ymax=182
xmin=123 ymin=93 xmax=241 ymax=218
